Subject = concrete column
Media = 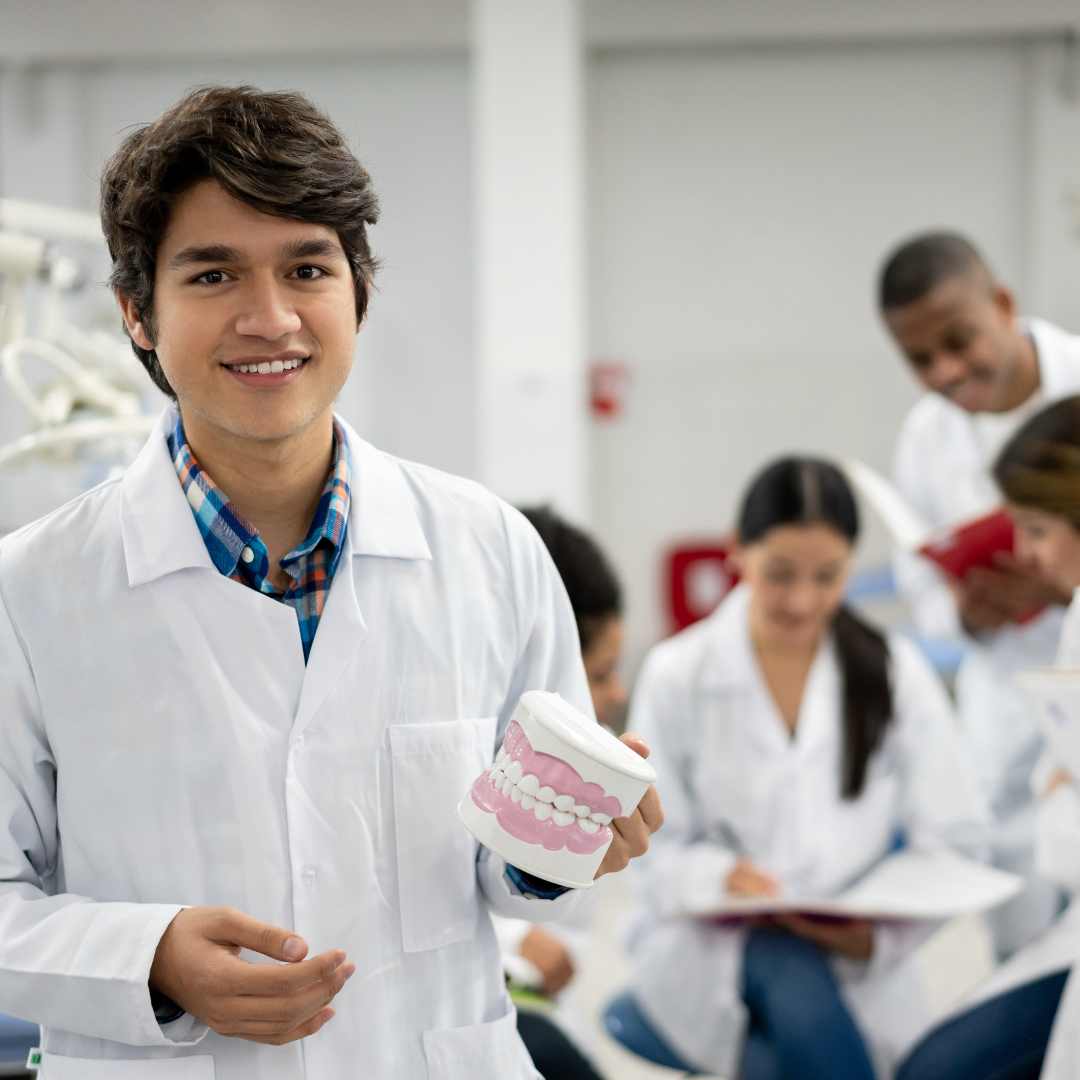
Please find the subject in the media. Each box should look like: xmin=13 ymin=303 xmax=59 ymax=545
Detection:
xmin=471 ymin=0 xmax=587 ymax=520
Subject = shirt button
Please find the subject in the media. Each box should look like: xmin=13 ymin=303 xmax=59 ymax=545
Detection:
xmin=301 ymin=864 xmax=318 ymax=888
xmin=241 ymin=546 xmax=255 ymax=564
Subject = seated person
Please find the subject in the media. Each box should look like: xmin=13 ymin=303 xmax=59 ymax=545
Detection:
xmin=624 ymin=456 xmax=988 ymax=1080
xmin=896 ymin=394 xmax=1080 ymax=1080
xmin=494 ymin=507 xmax=629 ymax=1080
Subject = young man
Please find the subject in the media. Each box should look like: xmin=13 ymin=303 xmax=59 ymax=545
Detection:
xmin=880 ymin=232 xmax=1080 ymax=958
xmin=0 ymin=86 xmax=661 ymax=1080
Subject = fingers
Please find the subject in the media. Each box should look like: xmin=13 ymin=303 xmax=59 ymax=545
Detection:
xmin=619 ymin=732 xmax=651 ymax=759
xmin=228 ymin=948 xmax=349 ymax=998
xmin=239 ymin=1006 xmax=336 ymax=1046
xmin=212 ymin=908 xmax=308 ymax=963
xmin=635 ymin=784 xmax=664 ymax=832
xmin=203 ymin=954 xmax=354 ymax=1035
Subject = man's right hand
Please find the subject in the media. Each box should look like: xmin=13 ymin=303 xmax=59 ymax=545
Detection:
xmin=148 ymin=907 xmax=354 ymax=1044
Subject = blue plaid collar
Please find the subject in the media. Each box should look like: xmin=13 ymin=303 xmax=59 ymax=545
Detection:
xmin=166 ymin=415 xmax=351 ymax=660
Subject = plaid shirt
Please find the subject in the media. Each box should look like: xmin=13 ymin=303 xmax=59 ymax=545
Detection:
xmin=167 ymin=415 xmax=350 ymax=663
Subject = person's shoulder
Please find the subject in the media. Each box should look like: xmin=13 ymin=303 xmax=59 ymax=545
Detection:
xmin=0 ymin=476 xmax=123 ymax=579
xmin=642 ymin=587 xmax=746 ymax=683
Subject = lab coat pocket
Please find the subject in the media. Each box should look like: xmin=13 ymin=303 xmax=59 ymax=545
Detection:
xmin=422 ymin=1003 xmax=522 ymax=1080
xmin=390 ymin=716 xmax=498 ymax=953
xmin=40 ymin=1054 xmax=214 ymax=1080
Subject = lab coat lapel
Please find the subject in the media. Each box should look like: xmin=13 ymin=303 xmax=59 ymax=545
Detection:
xmin=289 ymin=418 xmax=432 ymax=738
xmin=291 ymin=528 xmax=367 ymax=740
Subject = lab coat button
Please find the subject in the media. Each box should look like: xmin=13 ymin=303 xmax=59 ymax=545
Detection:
xmin=241 ymin=546 xmax=254 ymax=564
xmin=301 ymin=864 xmax=318 ymax=887
xmin=293 ymin=734 xmax=305 ymax=752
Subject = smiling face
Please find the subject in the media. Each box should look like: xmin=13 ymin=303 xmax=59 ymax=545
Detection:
xmin=883 ymin=274 xmax=1033 ymax=414
xmin=120 ymin=178 xmax=360 ymax=446
xmin=739 ymin=523 xmax=853 ymax=649
xmin=1009 ymin=504 xmax=1080 ymax=593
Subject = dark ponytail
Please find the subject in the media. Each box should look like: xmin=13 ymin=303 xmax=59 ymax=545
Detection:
xmin=738 ymin=457 xmax=893 ymax=799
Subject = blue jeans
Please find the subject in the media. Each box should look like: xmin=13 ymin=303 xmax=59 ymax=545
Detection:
xmin=897 ymin=968 xmax=1069 ymax=1080
xmin=739 ymin=928 xmax=876 ymax=1080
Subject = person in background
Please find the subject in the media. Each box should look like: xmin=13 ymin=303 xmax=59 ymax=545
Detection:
xmin=891 ymin=395 xmax=1080 ymax=1080
xmin=521 ymin=507 xmax=628 ymax=732
xmin=623 ymin=457 xmax=988 ymax=1080
xmin=492 ymin=507 xmax=629 ymax=1080
xmin=880 ymin=232 xmax=1080 ymax=959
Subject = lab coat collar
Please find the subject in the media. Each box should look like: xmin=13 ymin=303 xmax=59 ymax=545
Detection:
xmin=697 ymin=584 xmax=759 ymax=691
xmin=696 ymin=583 xmax=839 ymax=753
xmin=121 ymin=405 xmax=216 ymax=587
xmin=336 ymin=417 xmax=433 ymax=562
xmin=121 ymin=407 xmax=433 ymax=588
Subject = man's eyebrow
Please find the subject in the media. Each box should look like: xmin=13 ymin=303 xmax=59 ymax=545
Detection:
xmin=279 ymin=237 xmax=347 ymax=261
xmin=169 ymin=244 xmax=242 ymax=270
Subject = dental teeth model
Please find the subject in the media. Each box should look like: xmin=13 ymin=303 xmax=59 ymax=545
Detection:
xmin=456 ymin=690 xmax=657 ymax=889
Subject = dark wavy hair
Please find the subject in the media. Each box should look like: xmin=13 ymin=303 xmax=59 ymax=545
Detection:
xmin=739 ymin=457 xmax=893 ymax=799
xmin=100 ymin=84 xmax=380 ymax=397
xmin=519 ymin=506 xmax=622 ymax=653
xmin=994 ymin=395 xmax=1080 ymax=528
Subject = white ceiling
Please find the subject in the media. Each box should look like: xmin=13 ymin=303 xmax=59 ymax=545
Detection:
xmin=1 ymin=0 xmax=1079 ymax=65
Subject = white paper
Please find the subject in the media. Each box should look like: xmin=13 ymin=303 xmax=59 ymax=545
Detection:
xmin=842 ymin=459 xmax=931 ymax=553
xmin=1016 ymin=667 xmax=1080 ymax=780
xmin=686 ymin=848 xmax=1023 ymax=920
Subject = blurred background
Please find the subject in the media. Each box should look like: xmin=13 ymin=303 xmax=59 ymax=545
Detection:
xmin=4 ymin=0 xmax=1080 ymax=679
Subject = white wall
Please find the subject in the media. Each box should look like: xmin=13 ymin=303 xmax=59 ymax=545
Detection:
xmin=0 ymin=54 xmax=472 ymax=527
xmin=588 ymin=39 xmax=1065 ymax=671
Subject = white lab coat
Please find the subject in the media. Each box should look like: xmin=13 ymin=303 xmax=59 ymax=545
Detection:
xmin=623 ymin=585 xmax=989 ymax=1080
xmin=892 ymin=317 xmax=1080 ymax=956
xmin=0 ymin=406 xmax=593 ymax=1080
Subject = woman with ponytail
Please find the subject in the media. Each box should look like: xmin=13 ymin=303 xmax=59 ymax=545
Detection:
xmin=623 ymin=457 xmax=988 ymax=1080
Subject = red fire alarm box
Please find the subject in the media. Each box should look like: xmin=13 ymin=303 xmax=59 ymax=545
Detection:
xmin=590 ymin=360 xmax=630 ymax=419
xmin=667 ymin=543 xmax=739 ymax=634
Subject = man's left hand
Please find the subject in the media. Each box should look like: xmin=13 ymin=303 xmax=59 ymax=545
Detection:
xmin=594 ymin=733 xmax=664 ymax=879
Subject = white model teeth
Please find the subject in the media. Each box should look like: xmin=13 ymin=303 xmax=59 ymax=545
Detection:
xmin=491 ymin=756 xmax=614 ymax=830
xmin=232 ymin=358 xmax=304 ymax=373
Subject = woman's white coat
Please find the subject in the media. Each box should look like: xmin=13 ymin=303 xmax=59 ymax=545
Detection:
xmin=624 ymin=585 xmax=988 ymax=1079
xmin=0 ymin=407 xmax=591 ymax=1080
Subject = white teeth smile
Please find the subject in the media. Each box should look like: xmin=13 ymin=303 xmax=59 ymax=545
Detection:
xmin=229 ymin=358 xmax=306 ymax=374
xmin=488 ymin=753 xmax=612 ymax=832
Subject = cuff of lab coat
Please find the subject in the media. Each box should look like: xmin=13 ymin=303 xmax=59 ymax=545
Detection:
xmin=477 ymin=849 xmax=584 ymax=921
xmin=130 ymin=905 xmax=208 ymax=1046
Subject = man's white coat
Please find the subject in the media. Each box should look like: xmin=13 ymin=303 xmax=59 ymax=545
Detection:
xmin=0 ymin=408 xmax=589 ymax=1080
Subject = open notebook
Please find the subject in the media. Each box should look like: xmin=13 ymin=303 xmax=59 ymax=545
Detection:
xmin=842 ymin=459 xmax=1042 ymax=622
xmin=686 ymin=848 xmax=1023 ymax=921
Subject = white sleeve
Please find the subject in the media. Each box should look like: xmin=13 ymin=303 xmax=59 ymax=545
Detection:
xmin=0 ymin=587 xmax=202 ymax=1047
xmin=1036 ymin=782 xmax=1080 ymax=894
xmin=892 ymin=427 xmax=964 ymax=641
xmin=890 ymin=636 xmax=991 ymax=856
xmin=625 ymin=645 xmax=736 ymax=917
xmin=475 ymin=504 xmax=589 ymax=921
